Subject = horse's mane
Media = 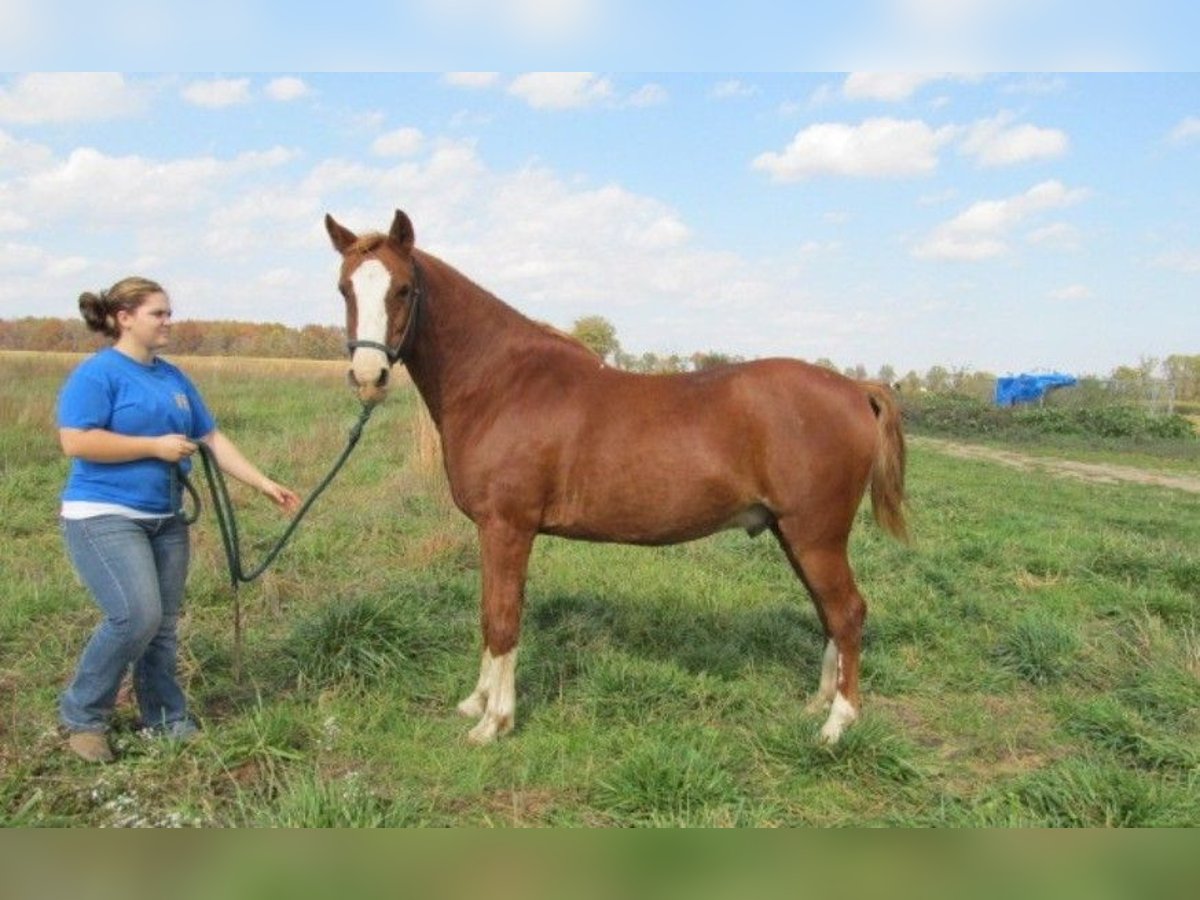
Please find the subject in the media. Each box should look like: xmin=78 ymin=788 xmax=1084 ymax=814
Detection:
xmin=531 ymin=321 xmax=602 ymax=361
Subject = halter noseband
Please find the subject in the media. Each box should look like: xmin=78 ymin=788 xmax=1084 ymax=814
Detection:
xmin=345 ymin=257 xmax=425 ymax=366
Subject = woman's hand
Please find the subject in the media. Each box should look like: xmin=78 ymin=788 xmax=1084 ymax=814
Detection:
xmin=153 ymin=433 xmax=197 ymax=463
xmin=260 ymin=478 xmax=302 ymax=514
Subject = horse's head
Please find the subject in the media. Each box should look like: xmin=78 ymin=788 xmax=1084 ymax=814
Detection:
xmin=325 ymin=209 xmax=422 ymax=405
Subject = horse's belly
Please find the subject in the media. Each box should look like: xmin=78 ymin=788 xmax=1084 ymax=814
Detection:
xmin=541 ymin=478 xmax=768 ymax=546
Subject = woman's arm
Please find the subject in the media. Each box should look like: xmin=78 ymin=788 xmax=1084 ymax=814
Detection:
xmin=200 ymin=430 xmax=301 ymax=513
xmin=59 ymin=428 xmax=196 ymax=463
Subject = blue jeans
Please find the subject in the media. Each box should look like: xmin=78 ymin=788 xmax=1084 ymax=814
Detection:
xmin=60 ymin=514 xmax=191 ymax=733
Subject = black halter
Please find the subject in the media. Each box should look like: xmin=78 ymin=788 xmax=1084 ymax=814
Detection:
xmin=345 ymin=256 xmax=425 ymax=366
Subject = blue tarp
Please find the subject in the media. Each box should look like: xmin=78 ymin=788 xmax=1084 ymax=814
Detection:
xmin=995 ymin=372 xmax=1078 ymax=407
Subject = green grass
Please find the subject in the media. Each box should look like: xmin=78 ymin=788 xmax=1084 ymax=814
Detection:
xmin=2 ymin=351 xmax=1198 ymax=827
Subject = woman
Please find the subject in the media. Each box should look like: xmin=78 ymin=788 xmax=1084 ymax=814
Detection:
xmin=56 ymin=277 xmax=301 ymax=763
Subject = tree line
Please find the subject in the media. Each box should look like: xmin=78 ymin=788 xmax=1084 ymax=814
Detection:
xmin=0 ymin=316 xmax=346 ymax=360
xmin=4 ymin=313 xmax=1197 ymax=407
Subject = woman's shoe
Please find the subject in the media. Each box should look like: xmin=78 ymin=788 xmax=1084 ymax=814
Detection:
xmin=67 ymin=731 xmax=115 ymax=763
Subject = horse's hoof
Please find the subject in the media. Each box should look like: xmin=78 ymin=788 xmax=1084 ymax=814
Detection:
xmin=818 ymin=721 xmax=844 ymax=745
xmin=818 ymin=694 xmax=858 ymax=745
xmin=467 ymin=719 xmax=497 ymax=745
xmin=466 ymin=713 xmax=512 ymax=746
xmin=457 ymin=694 xmax=486 ymax=718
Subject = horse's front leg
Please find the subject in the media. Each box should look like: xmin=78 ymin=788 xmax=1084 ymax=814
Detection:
xmin=459 ymin=521 xmax=534 ymax=745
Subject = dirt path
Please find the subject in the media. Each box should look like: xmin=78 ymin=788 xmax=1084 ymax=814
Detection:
xmin=912 ymin=436 xmax=1200 ymax=494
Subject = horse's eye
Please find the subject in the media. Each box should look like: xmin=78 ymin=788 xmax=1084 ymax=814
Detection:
xmin=398 ymin=284 xmax=411 ymax=298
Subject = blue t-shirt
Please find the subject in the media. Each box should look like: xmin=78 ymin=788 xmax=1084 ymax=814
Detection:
xmin=57 ymin=348 xmax=217 ymax=514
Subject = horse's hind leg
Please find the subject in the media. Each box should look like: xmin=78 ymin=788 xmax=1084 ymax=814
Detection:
xmin=461 ymin=521 xmax=534 ymax=745
xmin=773 ymin=522 xmax=866 ymax=744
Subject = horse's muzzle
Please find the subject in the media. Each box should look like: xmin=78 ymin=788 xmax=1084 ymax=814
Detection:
xmin=347 ymin=365 xmax=390 ymax=404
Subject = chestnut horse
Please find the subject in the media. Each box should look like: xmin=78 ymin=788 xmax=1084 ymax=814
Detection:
xmin=326 ymin=210 xmax=908 ymax=745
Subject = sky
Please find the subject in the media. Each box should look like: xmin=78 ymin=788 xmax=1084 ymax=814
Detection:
xmin=1 ymin=70 xmax=1197 ymax=376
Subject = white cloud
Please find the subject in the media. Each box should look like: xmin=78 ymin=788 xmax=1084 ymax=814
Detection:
xmin=507 ymin=72 xmax=613 ymax=110
xmin=0 ymin=73 xmax=148 ymax=124
xmin=711 ymin=80 xmax=758 ymax=100
xmin=1048 ymin=284 xmax=1091 ymax=301
xmin=0 ymin=209 xmax=30 ymax=231
xmin=1153 ymin=249 xmax=1200 ymax=274
xmin=0 ymin=128 xmax=54 ymax=173
xmin=0 ymin=240 xmax=50 ymax=273
xmin=626 ymin=83 xmax=669 ymax=108
xmin=348 ymin=110 xmax=388 ymax=132
xmin=753 ymin=118 xmax=955 ymax=181
xmin=914 ymin=180 xmax=1089 ymax=260
xmin=182 ymin=78 xmax=252 ymax=109
xmin=265 ymin=77 xmax=310 ymax=102
xmin=1026 ymin=222 xmax=1080 ymax=251
xmin=46 ymin=254 xmax=90 ymax=279
xmin=9 ymin=145 xmax=296 ymax=229
xmin=914 ymin=234 xmax=1009 ymax=261
xmin=371 ymin=127 xmax=425 ymax=157
xmin=1167 ymin=116 xmax=1200 ymax=144
xmin=842 ymin=73 xmax=945 ymax=101
xmin=444 ymin=72 xmax=501 ymax=89
xmin=959 ymin=112 xmax=1068 ymax=166
xmin=918 ymin=188 xmax=958 ymax=206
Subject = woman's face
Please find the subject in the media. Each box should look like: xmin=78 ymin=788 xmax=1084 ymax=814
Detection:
xmin=117 ymin=292 xmax=172 ymax=351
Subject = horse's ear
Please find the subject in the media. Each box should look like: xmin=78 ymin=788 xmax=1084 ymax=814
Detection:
xmin=325 ymin=214 xmax=357 ymax=254
xmin=388 ymin=209 xmax=415 ymax=254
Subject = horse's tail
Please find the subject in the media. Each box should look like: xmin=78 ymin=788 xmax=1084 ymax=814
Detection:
xmin=861 ymin=381 xmax=909 ymax=544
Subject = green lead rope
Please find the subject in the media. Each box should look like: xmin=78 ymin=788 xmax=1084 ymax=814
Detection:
xmin=175 ymin=402 xmax=377 ymax=680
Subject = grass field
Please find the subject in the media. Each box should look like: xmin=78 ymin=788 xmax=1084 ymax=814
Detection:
xmin=1 ymin=351 xmax=1197 ymax=827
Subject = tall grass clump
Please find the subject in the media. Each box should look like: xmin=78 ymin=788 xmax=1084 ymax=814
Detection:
xmin=593 ymin=738 xmax=743 ymax=824
xmin=972 ymin=758 xmax=1187 ymax=827
xmin=1062 ymin=697 xmax=1199 ymax=773
xmin=994 ymin=611 xmax=1080 ymax=686
xmin=284 ymin=592 xmax=454 ymax=689
xmin=248 ymin=769 xmax=424 ymax=827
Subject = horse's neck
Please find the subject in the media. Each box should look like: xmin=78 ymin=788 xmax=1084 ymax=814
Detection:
xmin=406 ymin=253 xmax=560 ymax=426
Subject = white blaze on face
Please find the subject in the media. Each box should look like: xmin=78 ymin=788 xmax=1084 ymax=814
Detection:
xmin=350 ymin=258 xmax=392 ymax=380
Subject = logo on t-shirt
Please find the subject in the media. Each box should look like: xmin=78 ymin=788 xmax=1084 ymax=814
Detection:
xmin=174 ymin=393 xmax=190 ymax=411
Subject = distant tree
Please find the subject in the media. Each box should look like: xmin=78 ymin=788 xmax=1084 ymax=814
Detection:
xmin=691 ymin=351 xmax=740 ymax=370
xmin=636 ymin=352 xmax=660 ymax=373
xmin=876 ymin=364 xmax=896 ymax=384
xmin=953 ymin=369 xmax=997 ymax=403
xmin=813 ymin=357 xmax=838 ymax=371
xmin=570 ymin=316 xmax=620 ymax=363
xmin=925 ymin=365 xmax=951 ymax=392
xmin=1164 ymin=354 xmax=1200 ymax=402
xmin=612 ymin=350 xmax=637 ymax=371
xmin=844 ymin=364 xmax=868 ymax=380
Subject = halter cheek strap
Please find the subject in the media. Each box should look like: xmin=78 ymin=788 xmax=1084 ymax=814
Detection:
xmin=346 ymin=257 xmax=425 ymax=365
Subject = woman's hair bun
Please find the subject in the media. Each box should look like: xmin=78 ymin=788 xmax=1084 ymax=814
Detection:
xmin=78 ymin=290 xmax=115 ymax=337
